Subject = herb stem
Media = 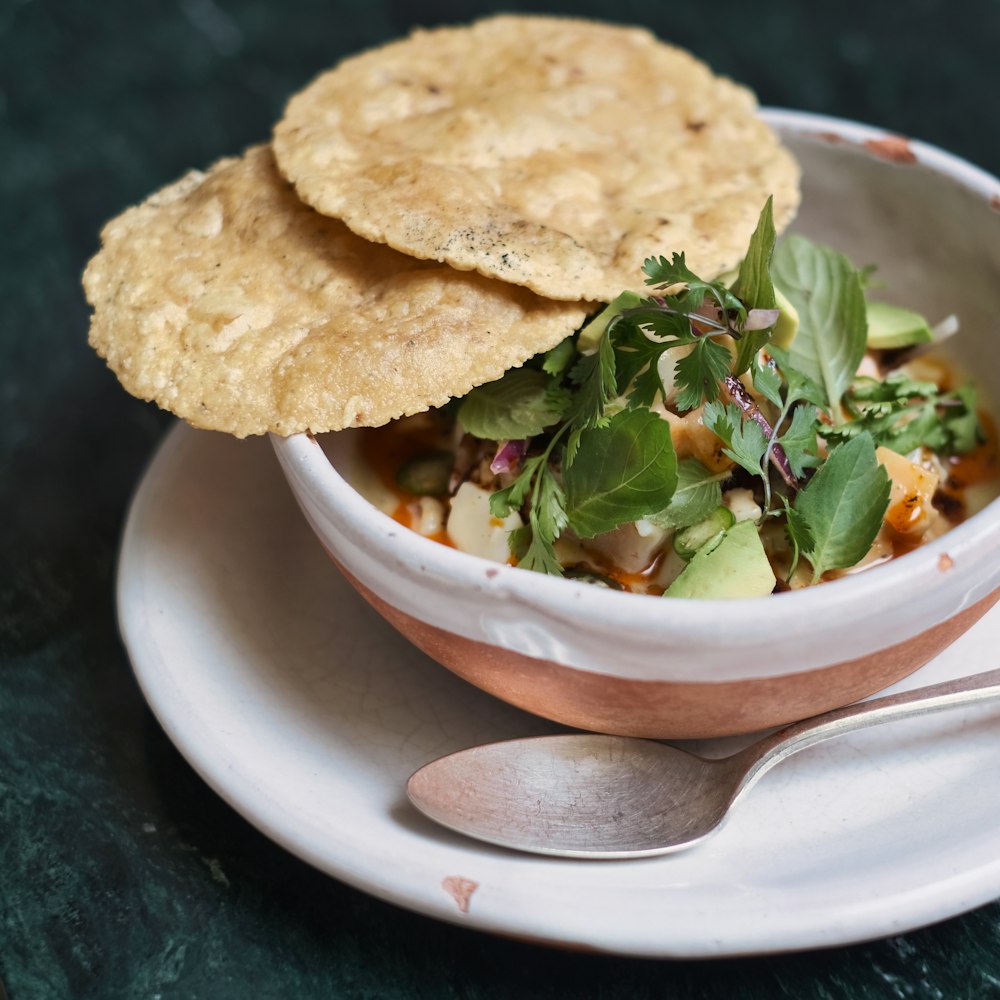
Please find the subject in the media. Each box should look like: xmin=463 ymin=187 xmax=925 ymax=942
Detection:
xmin=723 ymin=376 xmax=802 ymax=492
xmin=624 ymin=301 xmax=743 ymax=341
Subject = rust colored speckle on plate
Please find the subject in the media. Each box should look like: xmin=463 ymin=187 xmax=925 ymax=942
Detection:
xmin=486 ymin=568 xmax=499 ymax=579
xmin=817 ymin=131 xmax=845 ymax=145
xmin=864 ymin=135 xmax=917 ymax=164
xmin=938 ymin=553 xmax=955 ymax=572
xmin=991 ymin=195 xmax=1000 ymax=212
xmin=442 ymin=875 xmax=479 ymax=913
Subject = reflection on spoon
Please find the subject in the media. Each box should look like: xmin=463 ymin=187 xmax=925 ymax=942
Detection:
xmin=407 ymin=668 xmax=1000 ymax=859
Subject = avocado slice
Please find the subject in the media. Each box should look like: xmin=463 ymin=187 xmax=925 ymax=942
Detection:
xmin=665 ymin=520 xmax=776 ymax=599
xmin=577 ymin=290 xmax=643 ymax=353
xmin=771 ymin=285 xmax=800 ymax=349
xmin=866 ymin=301 xmax=933 ymax=350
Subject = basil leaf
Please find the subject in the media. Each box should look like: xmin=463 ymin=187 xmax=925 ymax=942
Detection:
xmin=646 ymin=458 xmax=726 ymax=530
xmin=792 ymin=432 xmax=890 ymax=582
xmin=767 ymin=345 xmax=827 ymax=408
xmin=732 ymin=197 xmax=777 ymax=374
xmin=773 ymin=235 xmax=867 ymax=412
xmin=459 ymin=368 xmax=569 ymax=441
xmin=564 ymin=409 xmax=678 ymax=538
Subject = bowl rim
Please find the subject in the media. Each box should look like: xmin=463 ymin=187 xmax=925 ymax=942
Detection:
xmin=271 ymin=108 xmax=1000 ymax=651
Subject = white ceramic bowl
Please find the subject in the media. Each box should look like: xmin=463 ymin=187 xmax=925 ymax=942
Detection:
xmin=272 ymin=110 xmax=1000 ymax=738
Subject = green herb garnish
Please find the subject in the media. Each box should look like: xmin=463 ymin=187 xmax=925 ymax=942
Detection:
xmin=447 ymin=201 xmax=980 ymax=588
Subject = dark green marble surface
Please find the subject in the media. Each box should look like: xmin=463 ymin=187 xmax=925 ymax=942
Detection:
xmin=3 ymin=1 xmax=1000 ymax=996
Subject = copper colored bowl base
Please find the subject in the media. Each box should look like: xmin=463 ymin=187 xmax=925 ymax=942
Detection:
xmin=342 ymin=561 xmax=999 ymax=738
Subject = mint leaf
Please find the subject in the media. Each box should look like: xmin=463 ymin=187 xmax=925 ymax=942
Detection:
xmin=459 ymin=369 xmax=569 ymax=441
xmin=646 ymin=458 xmax=726 ymax=530
xmin=792 ymin=433 xmax=891 ymax=582
xmin=564 ymin=409 xmax=678 ymax=538
xmin=732 ymin=197 xmax=778 ymax=374
xmin=773 ymin=235 xmax=867 ymax=412
xmin=702 ymin=400 xmax=768 ymax=479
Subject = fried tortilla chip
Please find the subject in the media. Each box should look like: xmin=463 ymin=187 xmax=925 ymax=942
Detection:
xmin=272 ymin=15 xmax=800 ymax=302
xmin=83 ymin=145 xmax=588 ymax=437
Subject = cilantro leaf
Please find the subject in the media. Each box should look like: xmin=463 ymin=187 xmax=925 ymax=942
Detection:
xmin=702 ymin=400 xmax=769 ymax=479
xmin=791 ymin=432 xmax=891 ymax=582
xmin=492 ymin=455 xmax=567 ymax=576
xmin=673 ymin=336 xmax=732 ymax=411
xmin=646 ymin=458 xmax=727 ymax=530
xmin=827 ymin=374 xmax=983 ymax=456
xmin=540 ymin=337 xmax=577 ymax=377
xmin=773 ymin=235 xmax=867 ymax=412
xmin=731 ymin=197 xmax=778 ymax=374
xmin=609 ymin=314 xmax=696 ymax=409
xmin=781 ymin=494 xmax=813 ymax=581
xmin=566 ymin=324 xmax=617 ymax=432
xmin=459 ymin=369 xmax=570 ymax=441
xmin=490 ymin=455 xmax=544 ymax=518
xmin=564 ymin=409 xmax=678 ymax=538
xmin=766 ymin=345 xmax=827 ymax=408
xmin=776 ymin=403 xmax=822 ymax=479
xmin=642 ymin=253 xmax=744 ymax=316
xmin=516 ymin=463 xmax=568 ymax=574
xmin=751 ymin=356 xmax=784 ymax=409
xmin=944 ymin=384 xmax=983 ymax=453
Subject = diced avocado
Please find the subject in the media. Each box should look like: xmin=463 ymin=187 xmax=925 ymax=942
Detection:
xmin=396 ymin=450 xmax=454 ymax=495
xmin=771 ymin=285 xmax=800 ymax=349
xmin=664 ymin=520 xmax=776 ymax=599
xmin=866 ymin=301 xmax=933 ymax=350
xmin=577 ymin=291 xmax=643 ymax=353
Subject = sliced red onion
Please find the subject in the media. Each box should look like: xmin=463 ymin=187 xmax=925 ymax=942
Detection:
xmin=490 ymin=439 xmax=526 ymax=475
xmin=743 ymin=308 xmax=781 ymax=331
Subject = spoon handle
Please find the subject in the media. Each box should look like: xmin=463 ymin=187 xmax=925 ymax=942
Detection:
xmin=740 ymin=667 xmax=1000 ymax=787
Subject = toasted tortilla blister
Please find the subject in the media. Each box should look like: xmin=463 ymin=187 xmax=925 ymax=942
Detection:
xmin=83 ymin=145 xmax=588 ymax=437
xmin=273 ymin=14 xmax=800 ymax=302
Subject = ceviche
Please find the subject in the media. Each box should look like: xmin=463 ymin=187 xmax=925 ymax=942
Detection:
xmin=356 ymin=201 xmax=998 ymax=598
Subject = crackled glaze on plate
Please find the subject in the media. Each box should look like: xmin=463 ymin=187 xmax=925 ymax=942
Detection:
xmin=117 ymin=425 xmax=1000 ymax=957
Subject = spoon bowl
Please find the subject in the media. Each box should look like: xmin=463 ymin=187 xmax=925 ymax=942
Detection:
xmin=408 ymin=668 xmax=1000 ymax=858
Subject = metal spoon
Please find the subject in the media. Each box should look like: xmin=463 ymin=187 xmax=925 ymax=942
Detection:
xmin=407 ymin=667 xmax=1000 ymax=859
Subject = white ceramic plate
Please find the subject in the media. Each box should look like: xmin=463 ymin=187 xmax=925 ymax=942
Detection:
xmin=118 ymin=424 xmax=1000 ymax=957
